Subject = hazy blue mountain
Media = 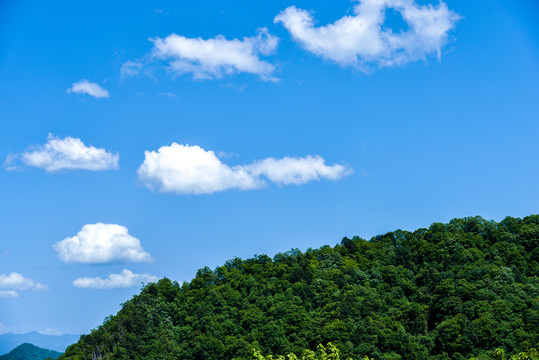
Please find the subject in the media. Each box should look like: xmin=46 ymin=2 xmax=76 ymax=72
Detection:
xmin=0 ymin=343 xmax=62 ymax=360
xmin=0 ymin=333 xmax=79 ymax=355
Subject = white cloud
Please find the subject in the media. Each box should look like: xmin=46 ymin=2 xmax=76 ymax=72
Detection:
xmin=0 ymin=322 xmax=11 ymax=334
xmin=247 ymin=155 xmax=352 ymax=185
xmin=11 ymin=134 xmax=119 ymax=172
xmin=39 ymin=328 xmax=65 ymax=336
xmin=128 ymin=28 xmax=279 ymax=81
xmin=158 ymin=92 xmax=176 ymax=98
xmin=53 ymin=223 xmax=153 ymax=264
xmin=3 ymin=154 xmax=18 ymax=171
xmin=0 ymin=273 xmax=48 ymax=298
xmin=137 ymin=143 xmax=351 ymax=195
xmin=67 ymin=79 xmax=109 ymax=98
xmin=120 ymin=61 xmax=144 ymax=78
xmin=73 ymin=269 xmax=158 ymax=289
xmin=275 ymin=0 xmax=460 ymax=69
xmin=138 ymin=143 xmax=262 ymax=194
xmin=0 ymin=290 xmax=19 ymax=298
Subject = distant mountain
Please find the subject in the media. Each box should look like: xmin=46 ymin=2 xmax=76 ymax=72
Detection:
xmin=0 ymin=343 xmax=62 ymax=360
xmin=0 ymin=332 xmax=79 ymax=355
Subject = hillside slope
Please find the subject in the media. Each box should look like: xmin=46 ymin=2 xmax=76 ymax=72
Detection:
xmin=60 ymin=215 xmax=538 ymax=360
xmin=0 ymin=343 xmax=62 ymax=360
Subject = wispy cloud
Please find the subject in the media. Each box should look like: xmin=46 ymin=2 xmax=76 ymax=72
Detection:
xmin=0 ymin=322 xmax=12 ymax=334
xmin=0 ymin=290 xmax=19 ymax=298
xmin=3 ymin=154 xmax=19 ymax=171
xmin=5 ymin=134 xmax=119 ymax=172
xmin=39 ymin=328 xmax=66 ymax=336
xmin=247 ymin=156 xmax=351 ymax=185
xmin=67 ymin=79 xmax=110 ymax=98
xmin=53 ymin=223 xmax=153 ymax=264
xmin=73 ymin=269 xmax=158 ymax=289
xmin=275 ymin=0 xmax=459 ymax=70
xmin=123 ymin=28 xmax=279 ymax=81
xmin=120 ymin=61 xmax=144 ymax=78
xmin=0 ymin=273 xmax=48 ymax=298
xmin=137 ymin=143 xmax=351 ymax=195
xmin=158 ymin=92 xmax=177 ymax=98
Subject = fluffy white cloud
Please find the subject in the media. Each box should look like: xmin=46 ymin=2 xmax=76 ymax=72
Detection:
xmin=12 ymin=134 xmax=119 ymax=172
xmin=138 ymin=143 xmax=262 ymax=194
xmin=128 ymin=28 xmax=279 ymax=81
xmin=137 ymin=143 xmax=351 ymax=195
xmin=53 ymin=223 xmax=153 ymax=264
xmin=73 ymin=269 xmax=158 ymax=289
xmin=275 ymin=0 xmax=459 ymax=69
xmin=0 ymin=272 xmax=48 ymax=291
xmin=67 ymin=79 xmax=109 ymax=98
xmin=0 ymin=273 xmax=48 ymax=298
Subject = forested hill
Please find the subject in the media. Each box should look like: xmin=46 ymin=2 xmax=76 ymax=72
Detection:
xmin=0 ymin=343 xmax=62 ymax=360
xmin=60 ymin=216 xmax=538 ymax=360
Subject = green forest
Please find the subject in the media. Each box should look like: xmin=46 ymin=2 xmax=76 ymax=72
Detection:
xmin=59 ymin=215 xmax=538 ymax=360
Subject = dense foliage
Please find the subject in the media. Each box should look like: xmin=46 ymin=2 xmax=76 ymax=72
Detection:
xmin=0 ymin=343 xmax=62 ymax=360
xmin=60 ymin=216 xmax=538 ymax=360
xmin=252 ymin=342 xmax=355 ymax=360
xmin=253 ymin=346 xmax=539 ymax=360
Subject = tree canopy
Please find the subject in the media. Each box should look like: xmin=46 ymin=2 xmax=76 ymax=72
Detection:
xmin=60 ymin=215 xmax=538 ymax=360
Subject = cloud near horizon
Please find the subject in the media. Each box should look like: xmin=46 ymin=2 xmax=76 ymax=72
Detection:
xmin=0 ymin=273 xmax=48 ymax=298
xmin=67 ymin=79 xmax=109 ymax=98
xmin=73 ymin=269 xmax=158 ymax=289
xmin=5 ymin=134 xmax=119 ymax=172
xmin=275 ymin=0 xmax=460 ymax=69
xmin=137 ymin=143 xmax=351 ymax=195
xmin=123 ymin=28 xmax=279 ymax=81
xmin=53 ymin=223 xmax=153 ymax=264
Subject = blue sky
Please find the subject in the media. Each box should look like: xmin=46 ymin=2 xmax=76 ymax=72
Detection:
xmin=0 ymin=0 xmax=538 ymax=336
